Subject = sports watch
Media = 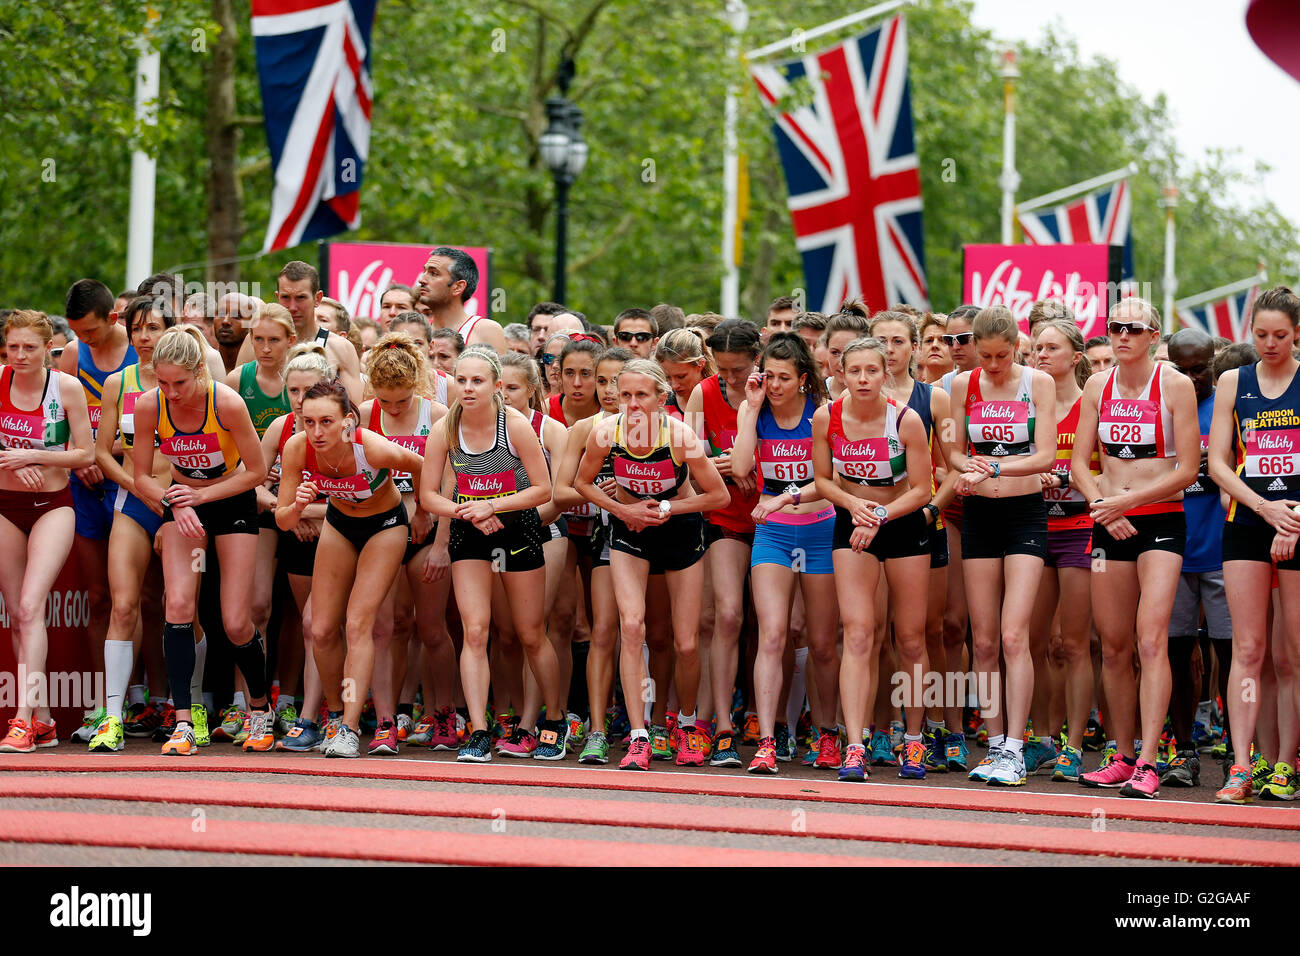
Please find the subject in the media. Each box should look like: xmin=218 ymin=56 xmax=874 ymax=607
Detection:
xmin=873 ymin=505 xmax=889 ymax=525
xmin=785 ymin=483 xmax=802 ymax=506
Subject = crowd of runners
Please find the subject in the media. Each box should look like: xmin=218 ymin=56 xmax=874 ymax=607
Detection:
xmin=2 ymin=247 xmax=1299 ymax=805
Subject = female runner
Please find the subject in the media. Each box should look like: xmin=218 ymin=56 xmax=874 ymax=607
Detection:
xmin=276 ymin=378 xmax=424 ymax=756
xmin=1208 ymin=287 xmax=1300 ymax=803
xmin=685 ymin=319 xmax=761 ymax=767
xmin=822 ymin=308 xmax=871 ymax=400
xmin=812 ymin=336 xmax=933 ymax=781
xmin=949 ymin=306 xmax=1058 ymax=787
xmin=86 ymin=299 xmax=174 ymax=752
xmin=0 ymin=311 xmax=94 ymax=752
xmin=574 ymin=359 xmax=729 ymax=770
xmin=919 ymin=313 xmax=953 ymax=385
xmin=419 ymin=347 xmax=566 ymax=762
xmin=130 ymin=325 xmax=269 ymax=756
xmin=1072 ymin=299 xmax=1199 ymax=798
xmin=731 ymin=333 xmax=841 ymax=775
xmin=540 ymin=333 xmax=570 ymax=398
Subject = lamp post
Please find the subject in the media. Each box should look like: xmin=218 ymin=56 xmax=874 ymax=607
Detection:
xmin=1159 ymin=181 xmax=1178 ymax=334
xmin=998 ymin=48 xmax=1020 ymax=246
xmin=539 ymin=59 xmax=587 ymax=304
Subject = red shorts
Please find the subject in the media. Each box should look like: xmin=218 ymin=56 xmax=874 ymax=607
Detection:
xmin=0 ymin=486 xmax=74 ymax=535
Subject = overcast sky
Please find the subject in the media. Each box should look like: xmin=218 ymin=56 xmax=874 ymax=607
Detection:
xmin=969 ymin=0 xmax=1300 ymax=244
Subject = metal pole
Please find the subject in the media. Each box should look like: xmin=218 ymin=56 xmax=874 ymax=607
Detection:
xmin=1160 ymin=182 xmax=1178 ymax=334
xmin=554 ymin=175 xmax=569 ymax=305
xmin=126 ymin=6 xmax=161 ymax=290
xmin=1018 ymin=162 xmax=1140 ymax=214
xmin=746 ymin=0 xmax=914 ymax=61
xmin=722 ymin=0 xmax=747 ymax=318
xmin=998 ymin=50 xmax=1019 ymax=246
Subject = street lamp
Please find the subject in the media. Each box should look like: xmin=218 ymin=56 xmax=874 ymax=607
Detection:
xmin=540 ymin=58 xmax=586 ymax=304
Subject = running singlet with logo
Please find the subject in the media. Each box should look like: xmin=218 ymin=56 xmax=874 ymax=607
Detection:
xmin=457 ymin=315 xmax=485 ymax=341
xmin=0 ymin=367 xmax=69 ymax=450
xmin=965 ymin=366 xmax=1035 ymax=457
xmin=303 ymin=428 xmax=389 ymax=503
xmin=117 ymin=364 xmax=159 ymax=450
xmin=754 ymin=395 xmax=818 ymax=496
xmin=273 ymin=414 xmax=322 ymax=502
xmin=238 ymin=362 xmax=291 ymax=439
xmin=453 ymin=409 xmax=530 ymax=508
xmin=1184 ymin=390 xmax=1225 ymax=572
xmin=1097 ymin=364 xmax=1175 ymax=460
xmin=829 ymin=396 xmax=909 ymax=486
xmin=700 ymin=374 xmax=758 ymax=532
xmin=156 ymin=382 xmax=241 ymax=480
xmin=77 ymin=338 xmax=136 ymax=442
xmin=368 ymin=397 xmax=433 ymax=494
xmin=1228 ymin=362 xmax=1300 ymax=526
xmin=610 ymin=414 xmax=688 ymax=502
xmin=1044 ymin=396 xmax=1100 ymax=531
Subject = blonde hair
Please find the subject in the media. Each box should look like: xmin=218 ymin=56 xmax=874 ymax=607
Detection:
xmin=1110 ymin=296 xmax=1161 ymax=330
xmin=841 ymin=336 xmax=889 ymax=372
xmin=153 ymin=324 xmax=211 ymax=384
xmin=253 ymin=303 xmax=296 ymax=342
xmin=500 ymin=350 xmax=544 ymax=413
xmin=655 ymin=327 xmax=717 ymax=377
xmin=364 ymin=331 xmax=433 ymax=397
xmin=443 ymin=347 xmax=504 ymax=448
xmin=971 ymin=306 xmax=1019 ymax=347
xmin=616 ymin=358 xmax=672 ymax=398
xmin=4 ymin=309 xmax=54 ymax=343
xmin=283 ymin=342 xmax=336 ymax=382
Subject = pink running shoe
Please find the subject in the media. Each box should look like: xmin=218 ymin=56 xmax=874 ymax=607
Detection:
xmin=1080 ymin=755 xmax=1135 ymax=788
xmin=675 ymin=725 xmax=708 ymax=767
xmin=620 ymin=737 xmax=652 ymax=770
xmin=430 ymin=707 xmax=460 ymax=751
xmin=497 ymin=725 xmax=538 ymax=757
xmin=814 ymin=730 xmax=843 ymax=769
xmin=1120 ymin=760 xmax=1160 ymax=799
xmin=32 ymin=718 xmax=59 ymax=749
xmin=368 ymin=719 xmax=400 ymax=756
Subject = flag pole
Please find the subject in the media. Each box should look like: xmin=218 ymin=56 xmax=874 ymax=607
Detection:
xmin=745 ymin=0 xmax=914 ymax=61
xmin=126 ymin=5 xmax=161 ymax=291
xmin=1018 ymin=162 xmax=1140 ymax=214
xmin=722 ymin=0 xmax=748 ymax=318
xmin=998 ymin=49 xmax=1019 ymax=245
xmin=1175 ymin=272 xmax=1269 ymax=311
xmin=1159 ymin=181 xmax=1178 ymax=334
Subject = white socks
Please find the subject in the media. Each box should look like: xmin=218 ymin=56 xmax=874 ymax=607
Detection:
xmin=104 ymin=641 xmax=134 ymax=721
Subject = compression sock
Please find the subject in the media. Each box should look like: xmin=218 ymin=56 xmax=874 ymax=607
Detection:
xmin=162 ymin=623 xmax=197 ymax=712
xmin=232 ymin=632 xmax=269 ymax=703
xmin=104 ymin=640 xmax=134 ymax=721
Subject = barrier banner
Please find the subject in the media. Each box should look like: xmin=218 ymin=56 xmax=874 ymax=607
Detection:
xmin=962 ymin=243 xmax=1122 ymax=339
xmin=321 ymin=241 xmax=492 ymax=322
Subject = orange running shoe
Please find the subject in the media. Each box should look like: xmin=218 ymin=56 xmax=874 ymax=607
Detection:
xmin=742 ymin=712 xmax=760 ymax=745
xmin=0 ymin=718 xmax=36 ymax=753
xmin=242 ymin=710 xmax=275 ymax=752
xmin=32 ymin=718 xmax=59 ymax=749
xmin=161 ymin=724 xmax=198 ymax=756
xmin=1215 ymin=764 xmax=1253 ymax=805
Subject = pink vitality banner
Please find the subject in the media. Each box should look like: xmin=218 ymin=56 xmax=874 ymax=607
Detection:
xmin=961 ymin=243 xmax=1122 ymax=339
xmin=321 ymin=241 xmax=492 ymax=321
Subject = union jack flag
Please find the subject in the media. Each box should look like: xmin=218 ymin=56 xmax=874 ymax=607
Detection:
xmin=252 ymin=0 xmax=378 ymax=253
xmin=751 ymin=15 xmax=928 ymax=314
xmin=1018 ymin=179 xmax=1134 ymax=281
xmin=1177 ymin=284 xmax=1260 ymax=342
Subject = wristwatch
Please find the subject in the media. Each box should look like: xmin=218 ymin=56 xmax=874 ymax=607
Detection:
xmin=922 ymin=503 xmax=940 ymax=524
xmin=659 ymin=499 xmax=672 ymax=517
xmin=873 ymin=505 xmax=889 ymax=525
xmin=785 ymin=483 xmax=802 ymax=506
xmin=990 ymin=460 xmax=1001 ymax=478
xmin=1057 ymin=472 xmax=1069 ymax=490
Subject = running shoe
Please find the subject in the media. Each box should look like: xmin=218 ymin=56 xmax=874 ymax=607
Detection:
xmin=498 ymin=724 xmax=538 ymax=758
xmin=676 ymin=724 xmax=708 ymax=767
xmin=620 ymin=736 xmax=651 ymax=770
xmin=1260 ymin=762 xmax=1297 ymax=801
xmin=277 ymin=719 xmax=323 ymax=752
xmin=191 ymin=704 xmax=210 ymax=747
xmin=1023 ymin=736 xmax=1059 ymax=775
xmin=457 ymin=729 xmax=494 ymax=763
xmin=795 ymin=706 xmax=813 ymax=744
xmin=1250 ymin=752 xmax=1272 ymax=794
xmin=232 ymin=712 xmax=253 ymax=747
xmin=1210 ymin=739 xmax=1229 ymax=761
xmin=813 ymin=729 xmax=842 ymax=769
xmin=124 ymin=701 xmax=166 ymax=738
xmin=609 ymin=704 xmax=631 ymax=741
xmin=1120 ymin=760 xmax=1160 ymax=799
xmin=1097 ymin=744 xmax=1119 ymax=770
xmin=243 ymin=710 xmax=275 ymax=752
xmin=1080 ymin=756 xmax=1135 ymax=789
xmin=1155 ymin=740 xmax=1176 ymax=776
xmin=889 ymin=720 xmax=905 ymax=755
xmin=492 ymin=712 xmax=517 ymax=746
xmin=319 ymin=714 xmax=342 ymax=753
xmin=360 ymin=698 xmax=378 ymax=735
xmin=899 ymin=739 xmax=926 ymax=779
xmin=88 ymin=715 xmax=124 ymax=753
xmin=985 ymin=748 xmax=1027 ymax=787
xmin=368 ymin=719 xmax=400 ymax=756
xmin=649 ymin=724 xmax=674 ymax=761
xmin=775 ymin=723 xmax=797 ymax=762
xmin=1215 ymin=764 xmax=1253 ymax=804
xmin=708 ymin=731 xmax=742 ymax=768
xmin=839 ymin=744 xmax=868 ymax=783
xmin=0 ymin=718 xmax=36 ymax=753
xmin=275 ymin=702 xmax=299 ymax=738
xmin=579 ymin=731 xmax=610 ymax=765
xmin=534 ymin=721 xmax=569 ymax=760
xmin=1160 ymin=750 xmax=1200 ymax=788
xmin=976 ymin=724 xmax=989 ymax=747
xmin=396 ymin=713 xmax=414 ymax=743
xmin=430 ymin=707 xmax=459 ymax=751
xmin=565 ymin=712 xmax=585 ymax=754
xmin=741 ymin=712 xmax=760 ymax=745
xmin=1052 ymin=745 xmax=1083 ymax=782
xmin=32 ymin=718 xmax=58 ymax=749
xmin=869 ymin=730 xmax=895 ymax=766
xmin=407 ymin=710 xmax=439 ymax=746
xmin=70 ymin=708 xmax=106 ymax=744
xmin=152 ymin=705 xmax=177 ymax=744
xmin=211 ymin=706 xmax=243 ymax=742
xmin=963 ymin=708 xmax=983 ymax=740
xmin=968 ymin=747 xmax=1003 ymax=783
xmin=161 ymin=723 xmax=198 ymax=756
xmin=747 ymin=736 xmax=778 ymax=775
xmin=944 ymin=732 xmax=969 ymax=772
xmin=324 ymin=723 xmax=360 ymax=758
xmin=923 ymin=729 xmax=949 ymax=773
xmin=1191 ymin=720 xmax=1215 ymax=753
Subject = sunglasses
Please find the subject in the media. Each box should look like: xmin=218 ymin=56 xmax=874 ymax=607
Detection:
xmin=616 ymin=331 xmax=654 ymax=344
xmin=1107 ymin=321 xmax=1155 ymax=337
xmin=540 ymin=353 xmax=561 ymax=366
xmin=941 ymin=332 xmax=973 ymax=346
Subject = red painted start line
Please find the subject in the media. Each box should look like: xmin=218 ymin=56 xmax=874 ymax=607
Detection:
xmin=3 ymin=752 xmax=1295 ymax=831
xmin=1 ymin=775 xmax=1294 ymax=866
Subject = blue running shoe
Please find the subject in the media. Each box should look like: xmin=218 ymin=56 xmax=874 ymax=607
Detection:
xmin=899 ymin=739 xmax=927 ymax=779
xmin=838 ymin=744 xmax=867 ymax=782
xmin=1023 ymin=736 xmax=1059 ymax=775
xmin=457 ymin=729 xmax=494 ymax=763
xmin=1052 ymin=745 xmax=1083 ymax=782
xmin=943 ymin=732 xmax=969 ymax=772
xmin=923 ymin=729 xmax=949 ymax=773
xmin=774 ymin=723 xmax=797 ymax=762
xmin=869 ymin=730 xmax=894 ymax=766
xmin=276 ymin=718 xmax=323 ymax=752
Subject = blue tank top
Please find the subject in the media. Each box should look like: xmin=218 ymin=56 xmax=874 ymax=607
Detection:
xmin=754 ymin=395 xmax=817 ymax=496
xmin=1229 ymin=362 xmax=1300 ymax=526
xmin=1183 ymin=391 xmax=1225 ymax=573
xmin=77 ymin=338 xmax=138 ymax=441
xmin=906 ymin=380 xmax=935 ymax=442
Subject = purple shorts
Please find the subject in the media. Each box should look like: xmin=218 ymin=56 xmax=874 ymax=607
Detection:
xmin=1045 ymin=525 xmax=1092 ymax=570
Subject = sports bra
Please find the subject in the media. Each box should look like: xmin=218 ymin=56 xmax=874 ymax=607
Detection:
xmin=0 ymin=367 xmax=69 ymax=451
xmin=368 ymin=397 xmax=434 ymax=494
xmin=965 ymin=365 xmax=1036 ymax=457
xmin=1097 ymin=364 xmax=1176 ymax=460
xmin=754 ymin=395 xmax=818 ymax=495
xmin=829 ymin=396 xmax=910 ymax=486
xmin=157 ymin=382 xmax=241 ymax=480
xmin=303 ymin=427 xmax=389 ymax=503
xmin=117 ymin=364 xmax=159 ymax=451
xmin=452 ymin=409 xmax=530 ymax=505
xmin=610 ymin=413 xmax=688 ymax=502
